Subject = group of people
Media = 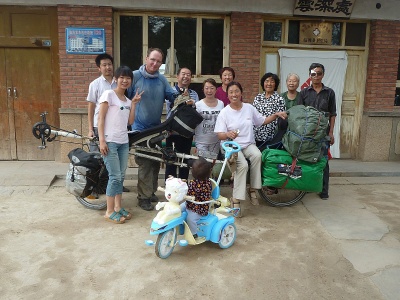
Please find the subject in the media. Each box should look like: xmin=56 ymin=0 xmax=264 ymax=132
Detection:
xmin=87 ymin=47 xmax=336 ymax=224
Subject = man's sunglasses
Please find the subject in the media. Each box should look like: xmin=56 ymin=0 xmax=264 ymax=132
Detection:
xmin=310 ymin=71 xmax=323 ymax=77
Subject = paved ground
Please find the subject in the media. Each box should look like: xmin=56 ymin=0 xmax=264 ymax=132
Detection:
xmin=0 ymin=160 xmax=400 ymax=299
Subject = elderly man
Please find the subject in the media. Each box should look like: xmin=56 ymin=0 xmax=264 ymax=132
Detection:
xmin=298 ymin=63 xmax=336 ymax=200
xmin=164 ymin=67 xmax=199 ymax=181
xmin=128 ymin=48 xmax=178 ymax=211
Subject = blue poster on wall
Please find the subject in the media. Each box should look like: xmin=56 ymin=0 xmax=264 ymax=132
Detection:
xmin=66 ymin=27 xmax=105 ymax=54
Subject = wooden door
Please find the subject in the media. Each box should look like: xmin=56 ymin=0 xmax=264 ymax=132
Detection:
xmin=0 ymin=48 xmax=13 ymax=159
xmin=0 ymin=6 xmax=59 ymax=160
xmin=5 ymin=48 xmax=56 ymax=160
xmin=340 ymin=51 xmax=365 ymax=158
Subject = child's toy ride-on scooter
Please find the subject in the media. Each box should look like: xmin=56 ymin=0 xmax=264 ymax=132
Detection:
xmin=145 ymin=141 xmax=241 ymax=259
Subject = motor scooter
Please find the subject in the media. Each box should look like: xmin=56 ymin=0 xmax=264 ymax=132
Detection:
xmin=145 ymin=141 xmax=241 ymax=259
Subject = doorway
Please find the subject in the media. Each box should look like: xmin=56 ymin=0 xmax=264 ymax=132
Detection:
xmin=0 ymin=6 xmax=59 ymax=160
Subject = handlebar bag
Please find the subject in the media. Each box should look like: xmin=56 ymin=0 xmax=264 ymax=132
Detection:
xmin=168 ymin=104 xmax=203 ymax=138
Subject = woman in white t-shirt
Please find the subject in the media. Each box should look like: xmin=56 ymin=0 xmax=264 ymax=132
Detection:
xmin=195 ymin=78 xmax=225 ymax=159
xmin=214 ymin=81 xmax=286 ymax=217
xmin=98 ymin=66 xmax=143 ymax=224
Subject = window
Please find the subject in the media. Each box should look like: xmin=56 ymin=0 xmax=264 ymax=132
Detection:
xmin=288 ymin=20 xmax=300 ymax=44
xmin=175 ymin=17 xmax=197 ymax=73
xmin=264 ymin=22 xmax=282 ymax=42
xmin=345 ymin=23 xmax=367 ymax=46
xmin=118 ymin=13 xmax=228 ymax=79
xmin=202 ymin=19 xmax=224 ymax=74
xmin=148 ymin=16 xmax=171 ymax=62
xmin=332 ymin=22 xmax=341 ymax=46
xmin=119 ymin=16 xmax=143 ymax=69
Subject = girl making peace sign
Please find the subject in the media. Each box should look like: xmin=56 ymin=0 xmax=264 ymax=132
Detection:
xmin=98 ymin=65 xmax=143 ymax=224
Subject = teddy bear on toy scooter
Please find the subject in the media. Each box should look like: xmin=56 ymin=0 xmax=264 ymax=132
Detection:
xmin=153 ymin=177 xmax=190 ymax=225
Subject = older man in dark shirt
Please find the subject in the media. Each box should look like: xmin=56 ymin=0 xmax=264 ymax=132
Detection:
xmin=298 ymin=62 xmax=336 ymax=200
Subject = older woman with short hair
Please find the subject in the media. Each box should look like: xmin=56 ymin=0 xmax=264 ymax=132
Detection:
xmin=253 ymin=72 xmax=286 ymax=148
xmin=281 ymin=73 xmax=300 ymax=110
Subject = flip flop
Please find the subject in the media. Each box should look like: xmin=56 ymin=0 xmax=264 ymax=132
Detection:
xmin=117 ymin=208 xmax=132 ymax=220
xmin=104 ymin=211 xmax=125 ymax=224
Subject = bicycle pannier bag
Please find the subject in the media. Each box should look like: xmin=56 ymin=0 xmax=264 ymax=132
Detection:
xmin=261 ymin=148 xmax=326 ymax=193
xmin=66 ymin=148 xmax=103 ymax=197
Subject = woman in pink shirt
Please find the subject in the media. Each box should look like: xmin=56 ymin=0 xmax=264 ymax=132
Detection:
xmin=215 ymin=67 xmax=236 ymax=107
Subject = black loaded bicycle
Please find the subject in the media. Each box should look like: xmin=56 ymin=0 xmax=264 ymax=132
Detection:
xmin=32 ymin=104 xmax=323 ymax=209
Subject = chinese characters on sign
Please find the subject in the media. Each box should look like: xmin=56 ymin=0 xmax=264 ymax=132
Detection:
xmin=294 ymin=0 xmax=356 ymax=18
xmin=299 ymin=22 xmax=333 ymax=45
xmin=66 ymin=28 xmax=105 ymax=54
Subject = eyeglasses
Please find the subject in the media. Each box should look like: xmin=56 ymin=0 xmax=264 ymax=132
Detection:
xmin=310 ymin=71 xmax=323 ymax=77
xmin=149 ymin=58 xmax=163 ymax=65
xmin=120 ymin=106 xmax=130 ymax=110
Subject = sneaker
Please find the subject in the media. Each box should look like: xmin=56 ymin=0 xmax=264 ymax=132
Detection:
xmin=150 ymin=193 xmax=159 ymax=202
xmin=138 ymin=198 xmax=154 ymax=211
xmin=319 ymin=194 xmax=329 ymax=200
xmin=123 ymin=186 xmax=130 ymax=192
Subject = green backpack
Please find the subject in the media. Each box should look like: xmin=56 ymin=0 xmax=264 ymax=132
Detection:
xmin=282 ymin=105 xmax=329 ymax=163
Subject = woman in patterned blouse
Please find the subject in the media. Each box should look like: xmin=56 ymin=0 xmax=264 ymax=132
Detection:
xmin=253 ymin=73 xmax=286 ymax=148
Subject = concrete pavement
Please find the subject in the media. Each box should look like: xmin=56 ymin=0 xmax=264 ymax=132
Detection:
xmin=0 ymin=160 xmax=400 ymax=300
xmin=2 ymin=158 xmax=400 ymax=187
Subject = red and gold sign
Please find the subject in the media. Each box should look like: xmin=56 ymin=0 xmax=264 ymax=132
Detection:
xmin=299 ymin=22 xmax=332 ymax=45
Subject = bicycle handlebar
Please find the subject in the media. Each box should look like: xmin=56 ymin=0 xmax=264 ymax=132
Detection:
xmin=32 ymin=111 xmax=92 ymax=149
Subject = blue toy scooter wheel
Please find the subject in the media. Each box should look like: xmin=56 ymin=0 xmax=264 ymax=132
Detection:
xmin=155 ymin=229 xmax=177 ymax=259
xmin=218 ymin=223 xmax=237 ymax=249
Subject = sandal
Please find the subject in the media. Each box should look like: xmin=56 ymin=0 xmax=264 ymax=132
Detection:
xmin=117 ymin=208 xmax=132 ymax=220
xmin=248 ymin=188 xmax=259 ymax=206
xmin=230 ymin=197 xmax=242 ymax=218
xmin=104 ymin=211 xmax=125 ymax=224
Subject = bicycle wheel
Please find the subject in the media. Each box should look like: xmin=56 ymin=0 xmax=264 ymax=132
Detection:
xmin=258 ymin=187 xmax=306 ymax=207
xmin=75 ymin=166 xmax=108 ymax=210
xmin=155 ymin=229 xmax=177 ymax=259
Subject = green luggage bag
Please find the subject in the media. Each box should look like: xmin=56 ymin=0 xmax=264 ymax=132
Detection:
xmin=261 ymin=148 xmax=327 ymax=193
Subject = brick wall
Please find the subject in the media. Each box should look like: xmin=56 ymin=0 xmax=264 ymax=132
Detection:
xmin=230 ymin=12 xmax=263 ymax=103
xmin=364 ymin=20 xmax=400 ymax=112
xmin=58 ymin=5 xmax=113 ymax=109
